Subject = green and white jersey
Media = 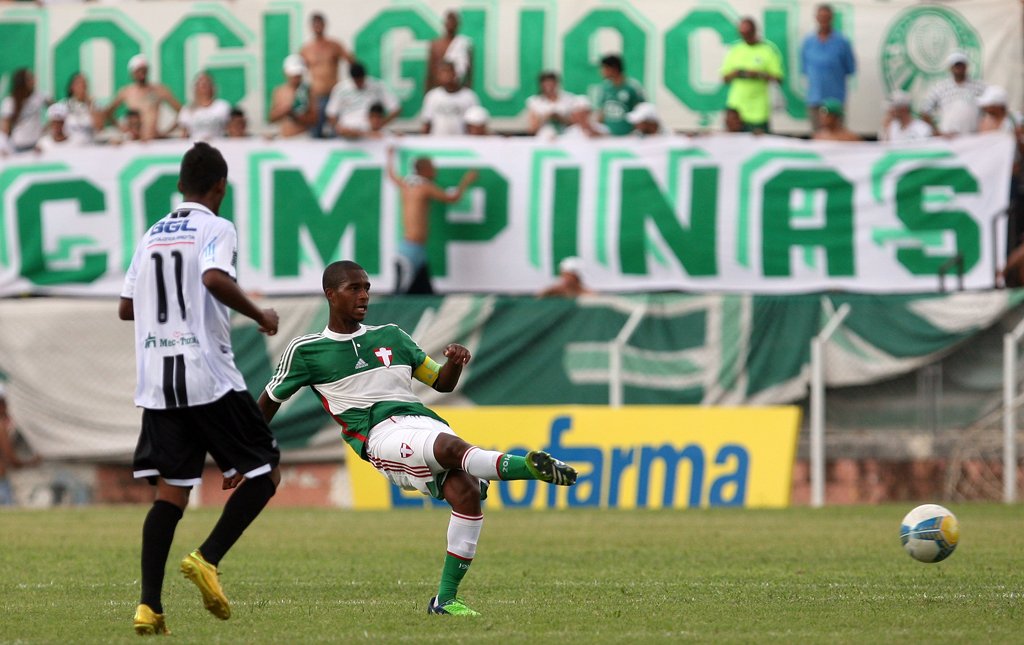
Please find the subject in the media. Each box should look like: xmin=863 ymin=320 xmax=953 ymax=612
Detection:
xmin=265 ymin=324 xmax=446 ymax=459
xmin=598 ymin=78 xmax=645 ymax=135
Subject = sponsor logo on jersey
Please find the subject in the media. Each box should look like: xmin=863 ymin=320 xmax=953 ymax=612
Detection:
xmin=354 ymin=358 xmax=368 ymax=369
xmin=400 ymin=442 xmax=413 ymax=458
xmin=374 ymin=347 xmax=393 ymax=367
xmin=149 ymin=219 xmax=197 ymax=234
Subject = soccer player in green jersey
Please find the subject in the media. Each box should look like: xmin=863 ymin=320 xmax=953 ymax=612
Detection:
xmin=255 ymin=260 xmax=578 ymax=616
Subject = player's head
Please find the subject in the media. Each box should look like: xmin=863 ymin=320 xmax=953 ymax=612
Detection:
xmin=178 ymin=142 xmax=228 ymax=212
xmin=738 ymin=17 xmax=758 ymax=43
xmin=322 ymin=260 xmax=370 ymax=322
xmin=413 ymin=156 xmax=436 ymax=180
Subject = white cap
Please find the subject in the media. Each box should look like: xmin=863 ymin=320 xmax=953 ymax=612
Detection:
xmin=46 ymin=102 xmax=68 ymax=121
xmin=977 ymin=85 xmax=1008 ymax=107
xmin=945 ymin=51 xmax=969 ymax=67
xmin=128 ymin=54 xmax=148 ymax=72
xmin=627 ymin=102 xmax=659 ymax=124
xmin=283 ymin=54 xmax=306 ymax=77
xmin=559 ymin=256 xmax=583 ymax=274
xmin=570 ymin=94 xmax=593 ymax=112
xmin=887 ymin=91 xmax=912 ymax=108
xmin=464 ymin=105 xmax=489 ymax=126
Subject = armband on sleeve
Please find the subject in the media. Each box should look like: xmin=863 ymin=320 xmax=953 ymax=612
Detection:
xmin=413 ymin=357 xmax=442 ymax=386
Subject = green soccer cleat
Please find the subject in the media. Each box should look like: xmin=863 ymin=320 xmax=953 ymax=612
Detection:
xmin=180 ymin=550 xmax=231 ymax=620
xmin=133 ymin=603 xmax=170 ymax=636
xmin=427 ymin=596 xmax=481 ymax=616
xmin=525 ymin=450 xmax=577 ymax=486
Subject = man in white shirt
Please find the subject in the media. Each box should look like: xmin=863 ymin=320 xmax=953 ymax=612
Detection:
xmin=119 ymin=142 xmax=281 ymax=636
xmin=880 ymin=91 xmax=933 ymax=142
xmin=421 ymin=61 xmax=480 ymax=136
xmin=326 ymin=61 xmax=401 ymax=139
xmin=921 ymin=52 xmax=985 ymax=136
xmin=526 ymin=71 xmax=575 ymax=139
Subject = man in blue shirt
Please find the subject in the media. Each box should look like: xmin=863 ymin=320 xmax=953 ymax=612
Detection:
xmin=800 ymin=4 xmax=856 ymax=131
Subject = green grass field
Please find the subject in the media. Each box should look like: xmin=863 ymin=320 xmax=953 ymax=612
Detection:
xmin=1 ymin=504 xmax=1022 ymax=644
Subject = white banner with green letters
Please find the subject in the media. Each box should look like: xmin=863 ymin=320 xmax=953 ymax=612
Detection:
xmin=0 ymin=134 xmax=1014 ymax=296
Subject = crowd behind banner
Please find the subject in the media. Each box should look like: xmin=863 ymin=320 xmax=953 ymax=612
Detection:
xmin=1 ymin=4 xmax=1022 ymax=253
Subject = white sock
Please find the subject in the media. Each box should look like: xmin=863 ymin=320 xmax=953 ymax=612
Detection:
xmin=447 ymin=511 xmax=483 ymax=559
xmin=460 ymin=446 xmax=503 ymax=480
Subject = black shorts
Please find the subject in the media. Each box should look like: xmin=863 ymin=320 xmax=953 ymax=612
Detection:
xmin=133 ymin=390 xmax=280 ymax=487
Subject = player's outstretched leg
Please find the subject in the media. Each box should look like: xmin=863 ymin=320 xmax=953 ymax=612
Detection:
xmin=181 ymin=470 xmax=279 ymax=620
xmin=433 ymin=434 xmax=577 ymax=486
xmin=428 ymin=471 xmax=482 ymax=617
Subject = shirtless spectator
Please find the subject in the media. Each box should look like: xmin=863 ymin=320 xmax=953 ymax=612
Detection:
xmin=812 ymin=99 xmax=860 ymax=141
xmin=104 ymin=54 xmax=181 ymax=141
xmin=300 ymin=12 xmax=354 ymax=138
xmin=269 ymin=55 xmax=315 ymax=138
xmin=426 ymin=10 xmax=472 ymax=92
xmin=386 ymin=147 xmax=478 ymax=294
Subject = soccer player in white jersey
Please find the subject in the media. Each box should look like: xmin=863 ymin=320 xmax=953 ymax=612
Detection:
xmin=255 ymin=260 xmax=577 ymax=617
xmin=119 ymin=142 xmax=282 ymax=635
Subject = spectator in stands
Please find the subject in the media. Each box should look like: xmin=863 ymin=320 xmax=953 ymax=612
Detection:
xmin=812 ymin=99 xmax=860 ymax=141
xmin=120 ymin=109 xmax=144 ymax=143
xmin=0 ymin=382 xmax=41 ymax=506
xmin=1 ymin=68 xmax=48 ymax=153
xmin=723 ymin=108 xmax=744 ymax=133
xmin=977 ymin=86 xmax=1022 ymax=137
xmin=921 ymin=52 xmax=985 ymax=136
xmin=366 ymin=103 xmax=396 ymax=139
xmin=538 ymin=257 xmax=593 ymax=299
xmin=561 ymin=95 xmax=608 ymax=139
xmin=300 ymin=12 xmax=355 ymax=138
xmin=426 ymin=10 xmax=472 ymax=92
xmin=326 ymin=61 xmax=400 ymax=139
xmin=177 ymin=71 xmax=231 ymax=141
xmin=596 ymin=54 xmax=645 ymax=136
xmin=526 ymin=71 xmax=574 ymax=139
xmin=464 ymin=105 xmax=489 ymax=136
xmin=879 ymin=91 xmax=933 ymax=142
xmin=61 ymin=72 xmax=101 ymax=145
xmin=627 ymin=102 xmax=670 ymax=137
xmin=800 ymin=4 xmax=856 ymax=132
xmin=270 ymin=55 xmax=315 ymax=138
xmin=225 ymin=107 xmax=249 ymax=138
xmin=104 ymin=55 xmax=181 ymax=141
xmin=422 ymin=60 xmax=480 ymax=135
xmin=37 ymin=102 xmax=70 ymax=152
xmin=720 ymin=18 xmax=783 ymax=133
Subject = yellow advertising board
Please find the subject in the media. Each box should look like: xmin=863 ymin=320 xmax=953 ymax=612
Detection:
xmin=348 ymin=406 xmax=800 ymax=510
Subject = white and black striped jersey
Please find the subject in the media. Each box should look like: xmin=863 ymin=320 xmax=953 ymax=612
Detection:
xmin=121 ymin=201 xmax=247 ymax=409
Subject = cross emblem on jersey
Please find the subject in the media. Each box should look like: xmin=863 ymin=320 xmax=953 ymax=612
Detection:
xmin=400 ymin=442 xmax=413 ymax=458
xmin=374 ymin=347 xmax=393 ymax=367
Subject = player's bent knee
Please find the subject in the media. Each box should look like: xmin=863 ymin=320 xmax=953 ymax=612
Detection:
xmin=432 ymin=433 xmax=473 ymax=468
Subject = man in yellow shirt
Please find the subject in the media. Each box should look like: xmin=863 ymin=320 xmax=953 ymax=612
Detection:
xmin=720 ymin=17 xmax=783 ymax=133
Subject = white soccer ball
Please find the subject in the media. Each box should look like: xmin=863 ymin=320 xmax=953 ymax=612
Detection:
xmin=900 ymin=504 xmax=959 ymax=563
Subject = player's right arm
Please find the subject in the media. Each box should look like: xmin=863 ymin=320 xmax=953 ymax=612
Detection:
xmin=202 ymin=269 xmax=278 ymax=335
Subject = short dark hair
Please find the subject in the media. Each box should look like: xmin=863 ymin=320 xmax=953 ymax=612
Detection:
xmin=350 ymin=61 xmax=366 ymax=78
xmin=125 ymin=109 xmax=141 ymax=119
xmin=229 ymin=107 xmax=245 ymax=119
xmin=600 ymin=55 xmax=623 ymax=72
xmin=179 ymin=142 xmax=228 ymax=196
xmin=539 ymin=71 xmax=559 ymax=83
xmin=311 ymin=12 xmax=325 ymax=23
xmin=368 ymin=102 xmax=385 ymax=116
xmin=323 ymin=260 xmax=365 ymax=291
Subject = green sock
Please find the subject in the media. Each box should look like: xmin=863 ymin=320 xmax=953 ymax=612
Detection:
xmin=438 ymin=554 xmax=472 ymax=603
xmin=498 ymin=453 xmax=535 ymax=480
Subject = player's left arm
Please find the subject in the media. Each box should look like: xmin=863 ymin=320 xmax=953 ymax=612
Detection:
xmin=432 ymin=343 xmax=471 ymax=392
